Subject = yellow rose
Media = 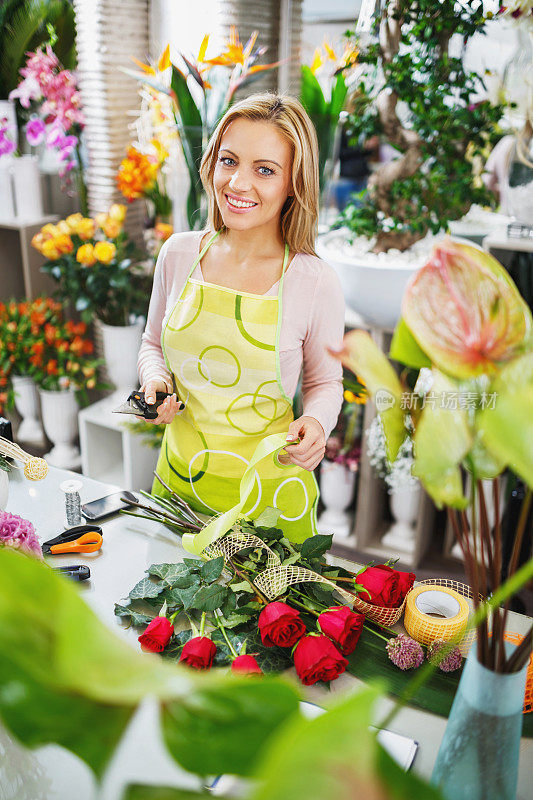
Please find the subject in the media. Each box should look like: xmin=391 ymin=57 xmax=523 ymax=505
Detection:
xmin=87 ymin=378 xmax=96 ymax=389
xmin=94 ymin=241 xmax=116 ymax=264
xmin=31 ymin=232 xmax=45 ymax=253
xmin=94 ymin=212 xmax=107 ymax=228
xmin=55 ymin=234 xmax=74 ymax=255
xmin=41 ymin=223 xmax=59 ymax=238
xmin=101 ymin=218 xmax=121 ymax=239
xmin=55 ymin=220 xmax=71 ymax=235
xmin=66 ymin=213 xmax=83 ymax=232
xmin=77 ymin=217 xmax=96 ymax=240
xmin=155 ymin=222 xmax=173 ymax=241
xmin=82 ymin=366 xmax=95 ymax=377
xmin=42 ymin=239 xmax=61 ymax=260
xmin=76 ymin=243 xmax=97 ymax=266
xmin=108 ymin=203 xmax=126 ymax=223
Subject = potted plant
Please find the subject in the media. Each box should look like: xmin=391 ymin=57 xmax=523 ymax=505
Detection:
xmin=316 ymin=0 xmax=504 ymax=329
xmin=318 ymin=376 xmax=366 ymax=540
xmin=31 ymin=205 xmax=151 ymax=397
xmin=333 ymin=238 xmax=533 ymax=800
xmin=0 ymin=297 xmax=65 ymax=445
xmin=26 ymin=308 xmax=105 ymax=468
xmin=124 ymin=30 xmax=280 ymax=230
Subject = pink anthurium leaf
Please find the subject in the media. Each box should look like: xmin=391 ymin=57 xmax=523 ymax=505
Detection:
xmin=331 ymin=329 xmax=405 ymax=462
xmin=402 ymin=240 xmax=533 ymax=380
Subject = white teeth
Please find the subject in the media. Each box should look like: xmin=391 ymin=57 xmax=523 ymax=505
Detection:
xmin=226 ymin=195 xmax=256 ymax=209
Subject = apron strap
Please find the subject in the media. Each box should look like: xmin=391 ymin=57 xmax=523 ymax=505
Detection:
xmin=185 ymin=229 xmax=221 ymax=282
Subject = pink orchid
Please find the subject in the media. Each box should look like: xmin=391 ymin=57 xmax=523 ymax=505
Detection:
xmin=25 ymin=116 xmax=46 ymax=146
xmin=9 ymin=74 xmax=42 ymax=108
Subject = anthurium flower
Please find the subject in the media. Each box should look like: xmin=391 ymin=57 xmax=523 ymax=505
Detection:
xmin=402 ymin=240 xmax=532 ymax=380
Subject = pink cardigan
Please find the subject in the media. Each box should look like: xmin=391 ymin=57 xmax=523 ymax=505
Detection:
xmin=137 ymin=230 xmax=345 ymax=439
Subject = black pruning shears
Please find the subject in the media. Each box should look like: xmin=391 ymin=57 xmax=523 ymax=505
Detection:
xmin=42 ymin=524 xmax=103 ymax=556
xmin=52 ymin=565 xmax=91 ymax=581
xmin=112 ymin=390 xmax=174 ymax=420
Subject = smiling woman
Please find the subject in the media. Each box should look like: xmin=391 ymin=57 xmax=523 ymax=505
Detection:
xmin=137 ymin=93 xmax=345 ymax=542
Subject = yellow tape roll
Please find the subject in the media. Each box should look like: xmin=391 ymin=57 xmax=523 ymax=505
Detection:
xmin=404 ymin=585 xmax=470 ymax=647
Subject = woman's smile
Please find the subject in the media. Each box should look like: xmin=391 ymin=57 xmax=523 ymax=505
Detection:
xmin=224 ymin=192 xmax=259 ymax=212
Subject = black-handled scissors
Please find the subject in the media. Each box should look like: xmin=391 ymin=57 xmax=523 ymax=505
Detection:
xmin=52 ymin=565 xmax=91 ymax=581
xmin=42 ymin=524 xmax=103 ymax=556
xmin=112 ymin=390 xmax=180 ymax=420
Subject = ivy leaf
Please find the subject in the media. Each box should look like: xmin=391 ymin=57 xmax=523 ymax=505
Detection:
xmin=147 ymin=563 xmax=191 ymax=584
xmin=129 ymin=578 xmax=165 ymax=600
xmin=183 ymin=558 xmax=202 ymax=570
xmin=192 ymin=584 xmax=229 ymax=612
xmin=170 ymin=585 xmax=200 ymax=611
xmin=200 ymin=556 xmax=224 ymax=583
xmin=221 ymin=591 xmax=238 ymax=617
xmin=114 ymin=604 xmax=153 ymax=628
xmin=223 ymin=612 xmax=254 ymax=629
xmin=173 ymin=573 xmax=201 ymax=590
xmin=160 ymin=630 xmax=193 ymax=661
xmin=300 ymin=535 xmax=333 ymax=560
xmin=253 ymin=506 xmax=282 ymax=528
xmin=230 ymin=581 xmax=255 ymax=594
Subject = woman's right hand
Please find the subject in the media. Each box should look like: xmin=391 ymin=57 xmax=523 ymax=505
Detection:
xmin=140 ymin=378 xmax=183 ymax=425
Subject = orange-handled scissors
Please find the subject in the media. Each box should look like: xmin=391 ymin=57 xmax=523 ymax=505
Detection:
xmin=42 ymin=525 xmax=103 ymax=555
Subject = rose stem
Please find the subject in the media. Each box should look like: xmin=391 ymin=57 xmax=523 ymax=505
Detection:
xmin=229 ymin=558 xmax=268 ymax=604
xmin=200 ymin=612 xmax=206 ymax=637
xmin=213 ymin=610 xmax=239 ymax=658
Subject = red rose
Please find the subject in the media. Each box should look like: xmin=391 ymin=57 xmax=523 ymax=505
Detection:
xmin=231 ymin=655 xmax=263 ymax=675
xmin=179 ymin=636 xmax=217 ymax=670
xmin=138 ymin=616 xmax=174 ymax=653
xmin=293 ymin=634 xmax=348 ymax=686
xmin=258 ymin=601 xmax=306 ymax=648
xmin=318 ymin=606 xmax=365 ymax=655
xmin=397 ymin=570 xmax=416 ymax=599
xmin=356 ymin=565 xmax=416 ymax=608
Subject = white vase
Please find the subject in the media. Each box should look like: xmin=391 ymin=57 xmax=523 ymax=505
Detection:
xmin=381 ymin=481 xmax=422 ymax=555
xmin=317 ymin=460 xmax=356 ymax=541
xmin=39 ymin=388 xmax=81 ymax=469
xmin=0 ymin=469 xmax=9 ymax=510
xmin=12 ymin=155 xmax=44 ymax=221
xmin=0 ymin=160 xmax=15 ymax=221
xmin=99 ymin=318 xmax=144 ymax=400
xmin=11 ymin=375 xmax=45 ymax=446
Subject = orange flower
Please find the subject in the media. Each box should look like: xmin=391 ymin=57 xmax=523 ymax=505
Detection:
xmin=55 ymin=234 xmax=74 ymax=255
xmin=41 ymin=239 xmax=61 ymax=260
xmin=66 ymin=213 xmax=83 ymax=232
xmin=44 ymin=324 xmax=57 ymax=344
xmin=77 ymin=218 xmax=96 ymax=240
xmin=70 ymin=336 xmax=84 ymax=354
xmin=94 ymin=241 xmax=116 ymax=264
xmin=46 ymin=359 xmax=58 ymax=375
xmin=66 ymin=321 xmax=86 ymax=336
xmin=7 ymin=322 xmax=16 ymax=333
xmin=18 ymin=302 xmax=29 ymax=315
xmin=0 ymin=376 xmax=7 ymax=387
xmin=31 ymin=310 xmax=46 ymax=326
xmin=76 ymin=243 xmax=97 ymax=266
xmin=81 ymin=339 xmax=94 ymax=355
xmin=82 ymin=366 xmax=95 ymax=377
xmin=31 ymin=342 xmax=44 ymax=355
xmin=101 ymin=217 xmax=122 ymax=239
xmin=55 ymin=220 xmax=71 ymax=236
xmin=108 ymin=203 xmax=127 ymax=223
xmin=155 ymin=222 xmax=173 ymax=241
xmin=57 ymin=340 xmax=70 ymax=353
xmin=116 ymin=146 xmax=158 ymax=201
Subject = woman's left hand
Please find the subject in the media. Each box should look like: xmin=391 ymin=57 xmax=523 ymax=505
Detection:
xmin=280 ymin=416 xmax=326 ymax=471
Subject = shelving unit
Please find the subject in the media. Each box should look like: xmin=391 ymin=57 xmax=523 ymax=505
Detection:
xmin=78 ymin=395 xmax=159 ymax=491
xmin=0 ymin=215 xmax=58 ymax=299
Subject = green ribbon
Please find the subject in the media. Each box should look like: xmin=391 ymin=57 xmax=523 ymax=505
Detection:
xmin=182 ymin=432 xmax=295 ymax=556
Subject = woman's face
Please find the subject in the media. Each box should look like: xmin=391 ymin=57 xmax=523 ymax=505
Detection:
xmin=213 ymin=118 xmax=293 ymax=233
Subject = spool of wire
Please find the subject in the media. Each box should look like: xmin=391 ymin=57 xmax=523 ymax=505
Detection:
xmin=60 ymin=479 xmax=83 ymax=528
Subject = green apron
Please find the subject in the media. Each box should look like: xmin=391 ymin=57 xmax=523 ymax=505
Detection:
xmin=153 ymin=229 xmax=318 ymax=542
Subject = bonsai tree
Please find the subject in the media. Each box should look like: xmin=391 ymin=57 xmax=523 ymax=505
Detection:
xmin=338 ymin=0 xmax=504 ymax=252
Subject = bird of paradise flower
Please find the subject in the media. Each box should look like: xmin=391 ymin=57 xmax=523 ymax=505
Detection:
xmin=123 ymin=29 xmax=281 ymax=230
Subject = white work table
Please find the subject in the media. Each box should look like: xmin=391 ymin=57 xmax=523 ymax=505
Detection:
xmin=3 ymin=466 xmax=532 ymax=800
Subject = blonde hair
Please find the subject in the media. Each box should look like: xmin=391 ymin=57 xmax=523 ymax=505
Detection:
xmin=199 ymin=93 xmax=319 ymax=255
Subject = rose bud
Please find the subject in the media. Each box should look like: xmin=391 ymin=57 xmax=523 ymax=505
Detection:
xmin=138 ymin=616 xmax=174 ymax=653
xmin=318 ymin=606 xmax=365 ymax=656
xmin=258 ymin=601 xmax=306 ymax=648
xmin=231 ymin=654 xmax=263 ymax=675
xmin=179 ymin=636 xmax=217 ymax=670
xmin=293 ymin=634 xmax=348 ymax=686
xmin=356 ymin=565 xmax=402 ymax=608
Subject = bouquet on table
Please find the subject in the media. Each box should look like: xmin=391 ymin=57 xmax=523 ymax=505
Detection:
xmin=115 ymin=485 xmax=462 ymax=687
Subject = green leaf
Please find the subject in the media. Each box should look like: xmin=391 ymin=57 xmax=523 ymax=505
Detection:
xmin=300 ymin=65 xmax=327 ymax=116
xmin=329 ymin=72 xmax=348 ymax=118
xmin=114 ymin=603 xmax=153 ymax=628
xmin=191 ymin=583 xmax=229 ymax=612
xmin=162 ymin=678 xmax=299 ymax=777
xmin=253 ymin=506 xmax=282 ymax=527
xmin=129 ymin=577 xmax=166 ymax=600
xmin=251 ymin=685 xmax=442 ymax=800
xmin=171 ymin=584 xmax=201 ymax=611
xmin=183 ymin=558 xmax=202 ymax=570
xmin=147 ymin=563 xmax=191 ymax=584
xmin=300 ymin=534 xmax=333 ymax=560
xmin=200 ymin=555 xmax=224 ymax=583
xmin=390 ymin=318 xmax=432 ymax=369
xmin=412 ymin=369 xmax=471 ymax=509
xmin=477 ymin=385 xmax=533 ymax=489
xmin=230 ymin=581 xmax=255 ymax=594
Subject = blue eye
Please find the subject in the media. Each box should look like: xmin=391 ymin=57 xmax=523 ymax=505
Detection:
xmin=258 ymin=166 xmax=274 ymax=176
xmin=219 ymin=156 xmax=235 ymax=166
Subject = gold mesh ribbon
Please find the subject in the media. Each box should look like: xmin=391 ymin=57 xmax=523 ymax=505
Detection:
xmin=203 ymin=530 xmax=281 ymax=569
xmin=254 ymin=565 xmax=356 ymax=604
